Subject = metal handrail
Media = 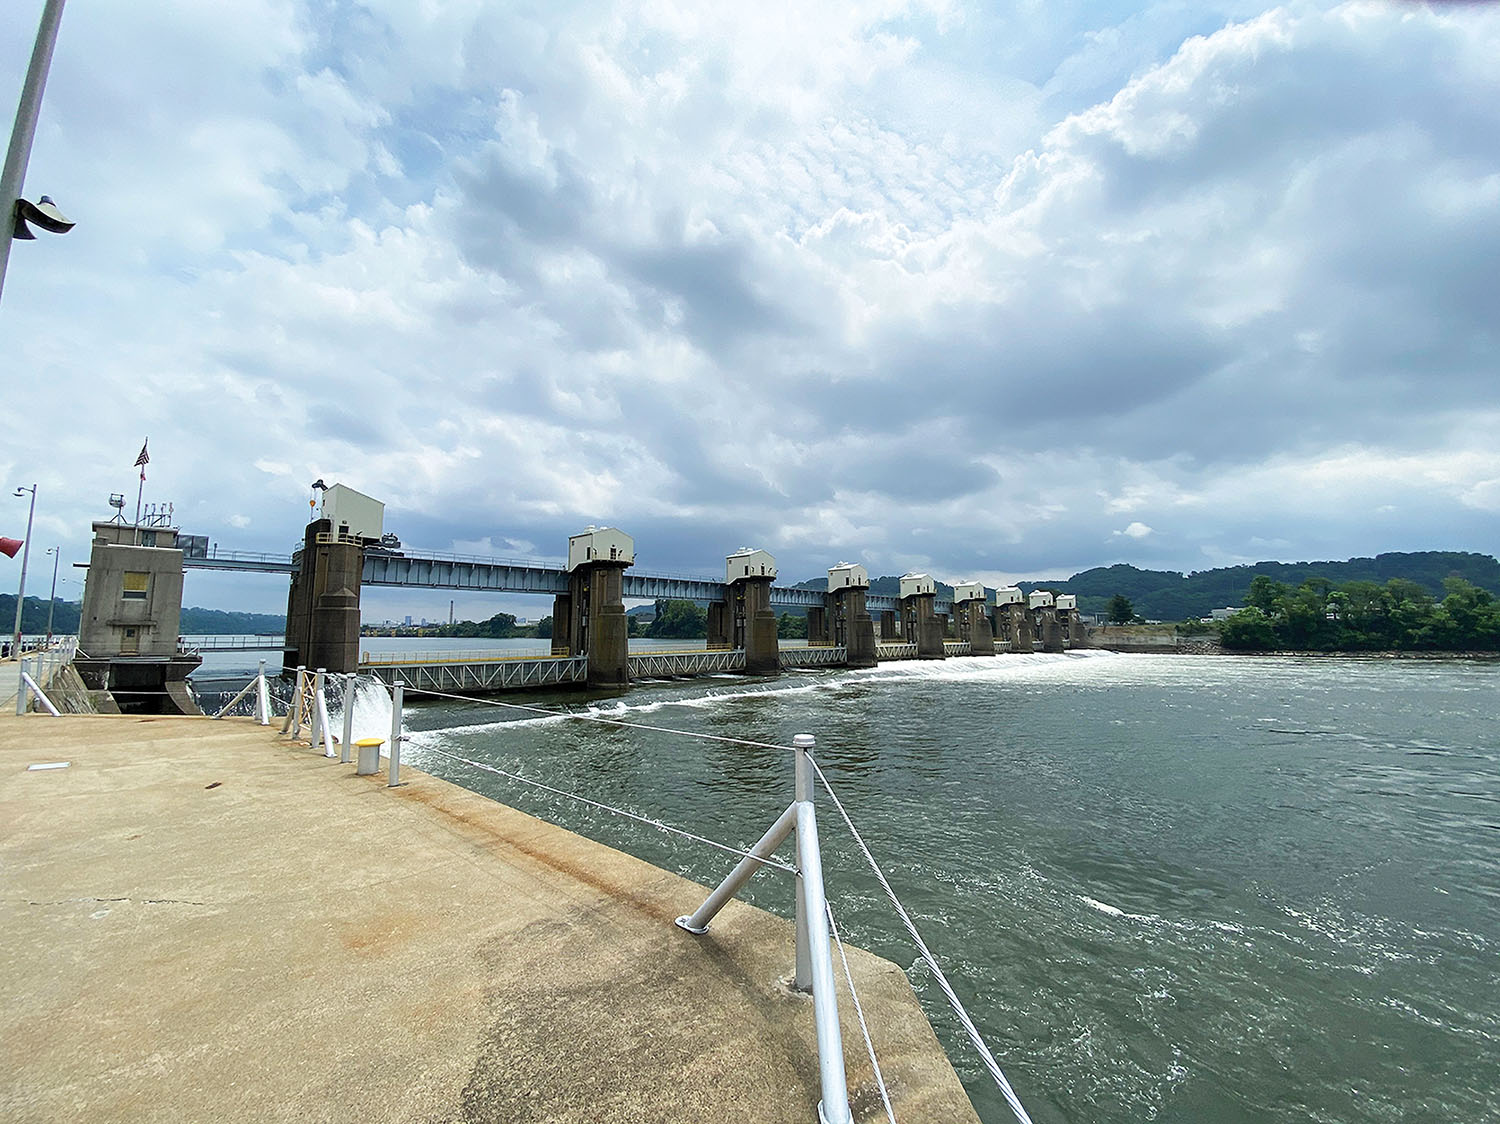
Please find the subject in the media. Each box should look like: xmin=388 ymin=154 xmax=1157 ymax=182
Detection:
xmin=675 ymin=734 xmax=852 ymax=1124
xmin=359 ymin=647 xmax=567 ymax=665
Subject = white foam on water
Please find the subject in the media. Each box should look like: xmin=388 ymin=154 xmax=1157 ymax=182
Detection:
xmin=419 ymin=677 xmax=830 ymax=742
xmin=329 ymin=677 xmax=397 ymax=746
xmin=1081 ymin=895 xmax=1126 ymax=917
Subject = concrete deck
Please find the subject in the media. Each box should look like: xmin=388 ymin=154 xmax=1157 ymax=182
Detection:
xmin=0 ymin=714 xmax=980 ymax=1123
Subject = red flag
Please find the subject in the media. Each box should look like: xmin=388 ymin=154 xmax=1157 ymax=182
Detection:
xmin=0 ymin=537 xmax=21 ymax=559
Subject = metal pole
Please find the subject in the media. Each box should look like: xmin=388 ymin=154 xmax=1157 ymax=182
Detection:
xmin=795 ymin=798 xmax=852 ymax=1124
xmin=256 ymin=658 xmax=270 ymax=725
xmin=0 ymin=0 xmax=67 ymax=304
xmin=794 ymin=732 xmax=814 ymax=991
xmin=44 ymin=546 xmax=58 ymax=643
xmin=675 ymin=802 xmax=799 ymax=935
xmin=388 ymin=679 xmax=403 ymax=786
xmin=16 ymin=655 xmax=29 ymax=714
xmin=340 ymin=673 xmax=354 ymax=763
xmin=310 ymin=668 xmax=325 ymax=746
xmin=10 ymin=484 xmax=36 ymax=658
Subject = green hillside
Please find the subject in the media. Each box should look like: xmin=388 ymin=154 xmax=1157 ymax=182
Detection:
xmin=788 ymin=552 xmax=1500 ymax=622
xmin=0 ymin=596 xmax=284 ymax=636
xmin=1050 ymin=552 xmax=1500 ymax=620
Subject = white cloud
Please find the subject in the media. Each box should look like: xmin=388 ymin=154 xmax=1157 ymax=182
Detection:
xmin=4 ymin=0 xmax=1499 ymax=614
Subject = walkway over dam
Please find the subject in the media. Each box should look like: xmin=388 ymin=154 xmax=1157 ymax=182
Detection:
xmin=173 ymin=485 xmax=1082 ymax=691
xmin=184 ymin=547 xmax=945 ymax=615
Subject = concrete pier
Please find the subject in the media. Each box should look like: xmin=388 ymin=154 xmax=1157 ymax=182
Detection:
xmin=1 ymin=716 xmax=980 ymax=1124
xmin=900 ymin=575 xmax=946 ymax=660
xmin=284 ymin=518 xmax=364 ymax=674
xmin=951 ymin=582 xmax=996 ymax=657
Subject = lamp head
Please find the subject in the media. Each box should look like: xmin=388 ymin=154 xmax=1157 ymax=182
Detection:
xmin=13 ymin=196 xmax=74 ymax=239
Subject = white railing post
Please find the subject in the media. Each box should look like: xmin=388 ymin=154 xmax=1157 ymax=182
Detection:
xmin=16 ymin=656 xmax=29 ymax=715
xmin=256 ymin=659 xmax=271 ymax=725
xmin=388 ymin=679 xmax=404 ymax=786
xmin=21 ymin=671 xmax=60 ymax=716
xmin=793 ymin=783 xmax=852 ymax=1124
xmin=674 ymin=803 xmax=799 ymax=935
xmin=309 ymin=668 xmax=325 ymax=747
xmin=285 ymin=665 xmax=307 ymax=737
xmin=340 ymin=673 xmax=355 ymax=764
xmin=673 ymin=729 xmax=852 ymax=1124
xmin=794 ymin=732 xmax=815 ymax=991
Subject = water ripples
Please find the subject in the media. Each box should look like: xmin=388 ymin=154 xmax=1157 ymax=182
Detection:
xmin=393 ymin=653 xmax=1499 ymax=1124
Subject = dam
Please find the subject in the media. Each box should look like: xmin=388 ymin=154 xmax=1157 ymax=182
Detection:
xmin=156 ymin=482 xmax=1086 ymax=699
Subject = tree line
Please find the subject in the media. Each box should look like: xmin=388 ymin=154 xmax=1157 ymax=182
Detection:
xmin=634 ymin=600 xmax=809 ymax=640
xmin=1216 ymin=576 xmax=1500 ymax=651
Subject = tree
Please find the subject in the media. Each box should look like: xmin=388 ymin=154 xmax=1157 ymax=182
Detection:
xmin=1218 ymin=607 xmax=1279 ymax=650
xmin=1106 ymin=594 xmax=1135 ymax=624
xmin=645 ymin=599 xmax=708 ymax=639
xmin=1245 ymin=575 xmax=1285 ymax=614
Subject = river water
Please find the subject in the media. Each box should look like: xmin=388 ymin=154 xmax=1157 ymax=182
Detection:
xmin=197 ymin=649 xmax=1500 ymax=1123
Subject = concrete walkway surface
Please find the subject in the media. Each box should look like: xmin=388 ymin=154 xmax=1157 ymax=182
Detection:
xmin=0 ymin=714 xmax=981 ymax=1123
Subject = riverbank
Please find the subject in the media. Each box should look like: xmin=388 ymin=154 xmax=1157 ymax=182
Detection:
xmin=0 ymin=715 xmax=978 ymax=1123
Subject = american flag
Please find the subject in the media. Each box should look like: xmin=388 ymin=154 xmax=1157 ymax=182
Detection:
xmin=135 ymin=440 xmax=149 ymax=481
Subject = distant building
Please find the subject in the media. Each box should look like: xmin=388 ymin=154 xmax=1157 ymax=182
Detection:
xmin=951 ymin=580 xmax=985 ymax=604
xmin=899 ymin=572 xmax=936 ymax=598
xmin=1210 ymin=607 xmax=1242 ymax=620
xmin=828 ymin=561 xmax=869 ymax=590
xmin=568 ymin=526 xmax=635 ymax=570
xmin=727 ymin=547 xmax=777 ymax=584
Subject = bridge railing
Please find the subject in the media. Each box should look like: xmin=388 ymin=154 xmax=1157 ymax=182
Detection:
xmin=360 ymin=647 xmax=563 ymax=665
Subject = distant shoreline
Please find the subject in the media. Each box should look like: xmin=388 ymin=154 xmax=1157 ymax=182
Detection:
xmin=1090 ymin=643 xmax=1500 ymax=661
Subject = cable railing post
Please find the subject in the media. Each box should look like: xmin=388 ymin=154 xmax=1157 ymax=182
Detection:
xmin=256 ymin=659 xmax=271 ymax=725
xmin=388 ymin=679 xmax=403 ymax=786
xmin=314 ymin=670 xmax=337 ymax=758
xmin=794 ymin=732 xmax=815 ymax=992
xmin=794 ymin=761 xmax=852 ymax=1124
xmin=340 ymin=673 xmax=355 ymax=764
xmin=285 ymin=665 xmax=307 ymax=737
xmin=309 ymin=668 xmax=325 ymax=747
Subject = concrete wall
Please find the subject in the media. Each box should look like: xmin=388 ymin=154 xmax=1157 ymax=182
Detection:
xmin=566 ymin=562 xmax=630 ymax=688
xmin=733 ymin=577 xmax=779 ymax=674
xmin=955 ymin=600 xmax=996 ymax=655
xmin=78 ymin=522 xmax=187 ymax=660
xmin=902 ymin=593 xmax=945 ymax=659
xmin=831 ymin=587 xmax=876 ymax=668
xmin=283 ymin=519 xmax=363 ymax=675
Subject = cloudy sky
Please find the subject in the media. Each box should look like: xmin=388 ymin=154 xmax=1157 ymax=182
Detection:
xmin=3 ymin=0 xmax=1497 ymax=620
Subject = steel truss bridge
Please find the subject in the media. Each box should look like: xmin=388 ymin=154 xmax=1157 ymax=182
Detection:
xmin=184 ymin=548 xmax=951 ymax=613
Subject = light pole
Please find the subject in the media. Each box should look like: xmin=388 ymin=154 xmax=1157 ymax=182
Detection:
xmin=44 ymin=545 xmax=59 ymax=645
xmin=11 ymin=483 xmax=36 ymax=657
xmin=1 ymin=0 xmax=71 ymax=305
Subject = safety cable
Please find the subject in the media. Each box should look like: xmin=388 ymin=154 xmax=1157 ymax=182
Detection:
xmin=324 ymin=676 xmax=1032 ymax=1121
xmin=807 ymin=755 xmax=1036 ymax=1124
xmin=414 ymin=742 xmax=797 ymax=875
xmin=826 ymin=900 xmax=898 ymax=1124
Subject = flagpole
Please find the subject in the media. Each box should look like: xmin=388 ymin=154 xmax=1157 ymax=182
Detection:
xmin=132 ymin=438 xmax=148 ymax=545
xmin=133 ymin=473 xmax=144 ymax=544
